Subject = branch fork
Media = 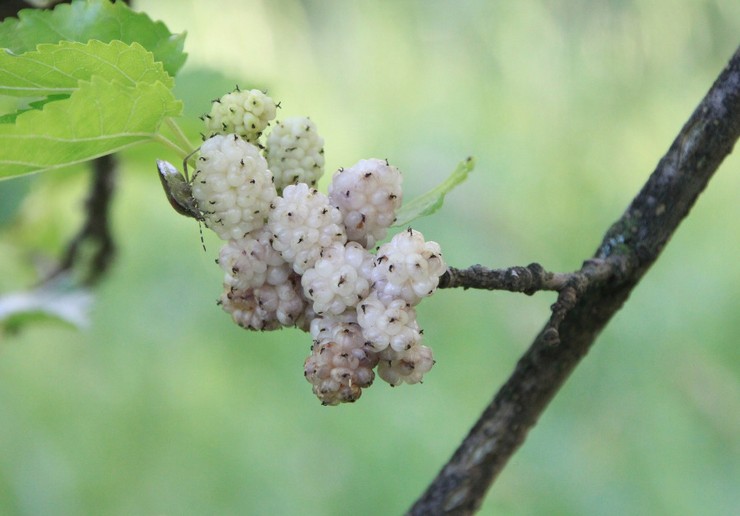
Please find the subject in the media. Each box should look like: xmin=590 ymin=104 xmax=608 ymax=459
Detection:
xmin=440 ymin=258 xmax=615 ymax=344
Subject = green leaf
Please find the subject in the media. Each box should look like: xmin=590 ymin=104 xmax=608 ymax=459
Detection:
xmin=0 ymin=0 xmax=186 ymax=76
xmin=393 ymin=157 xmax=475 ymax=227
xmin=0 ymin=94 xmax=69 ymax=123
xmin=0 ymin=40 xmax=172 ymax=97
xmin=0 ymin=75 xmax=182 ymax=179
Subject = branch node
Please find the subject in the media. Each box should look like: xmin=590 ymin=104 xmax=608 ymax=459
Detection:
xmin=541 ymin=327 xmax=560 ymax=346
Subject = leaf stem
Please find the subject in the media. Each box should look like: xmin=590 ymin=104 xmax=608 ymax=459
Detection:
xmin=153 ymin=133 xmax=189 ymax=159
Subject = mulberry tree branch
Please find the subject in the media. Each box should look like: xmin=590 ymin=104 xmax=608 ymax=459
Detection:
xmin=410 ymin=45 xmax=740 ymax=515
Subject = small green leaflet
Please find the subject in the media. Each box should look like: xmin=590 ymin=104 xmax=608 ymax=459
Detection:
xmin=0 ymin=75 xmax=182 ymax=178
xmin=0 ymin=0 xmax=186 ymax=76
xmin=0 ymin=40 xmax=173 ymax=97
xmin=393 ymin=156 xmax=475 ymax=227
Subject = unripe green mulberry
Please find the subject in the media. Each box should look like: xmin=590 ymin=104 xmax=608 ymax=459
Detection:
xmin=204 ymin=88 xmax=277 ymax=144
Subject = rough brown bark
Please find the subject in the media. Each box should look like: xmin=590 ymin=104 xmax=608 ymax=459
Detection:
xmin=409 ymin=45 xmax=740 ymax=515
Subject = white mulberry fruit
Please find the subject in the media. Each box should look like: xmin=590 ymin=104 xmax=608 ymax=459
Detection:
xmin=218 ymin=227 xmax=291 ymax=291
xmin=220 ymin=272 xmax=307 ymax=330
xmin=301 ymin=242 xmax=374 ymax=316
xmin=309 ymin=311 xmax=359 ymax=341
xmin=265 ymin=117 xmax=325 ymax=192
xmin=328 ymin=158 xmax=402 ymax=248
xmin=372 ymin=228 xmax=446 ymax=306
xmin=295 ymin=302 xmax=319 ymax=334
xmin=203 ymin=88 xmax=277 ymax=144
xmin=377 ymin=344 xmax=434 ymax=386
xmin=268 ymin=183 xmax=347 ymax=274
xmin=192 ymin=134 xmax=277 ymax=240
xmin=356 ymin=291 xmax=422 ymax=352
xmin=304 ymin=319 xmax=379 ymax=405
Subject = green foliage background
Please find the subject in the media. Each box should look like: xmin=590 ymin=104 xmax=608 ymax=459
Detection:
xmin=1 ymin=0 xmax=739 ymax=514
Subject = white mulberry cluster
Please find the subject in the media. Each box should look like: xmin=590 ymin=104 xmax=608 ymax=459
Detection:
xmin=203 ymin=88 xmax=277 ymax=144
xmin=162 ymin=90 xmax=448 ymax=405
xmin=329 ymin=158 xmax=403 ymax=248
xmin=265 ymin=116 xmax=325 ymax=192
xmin=299 ymin=225 xmax=444 ymax=402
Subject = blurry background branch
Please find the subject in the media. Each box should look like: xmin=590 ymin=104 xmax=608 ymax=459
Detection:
xmin=411 ymin=45 xmax=740 ymax=515
xmin=0 ymin=1 xmax=70 ymax=20
xmin=43 ymin=154 xmax=118 ymax=286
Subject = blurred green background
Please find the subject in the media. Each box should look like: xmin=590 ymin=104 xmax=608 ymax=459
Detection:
xmin=1 ymin=0 xmax=739 ymax=514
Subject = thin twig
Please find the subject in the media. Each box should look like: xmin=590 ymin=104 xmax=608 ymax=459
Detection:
xmin=409 ymin=45 xmax=740 ymax=515
xmin=439 ymin=263 xmax=567 ymax=294
xmin=440 ymin=259 xmax=614 ymax=344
